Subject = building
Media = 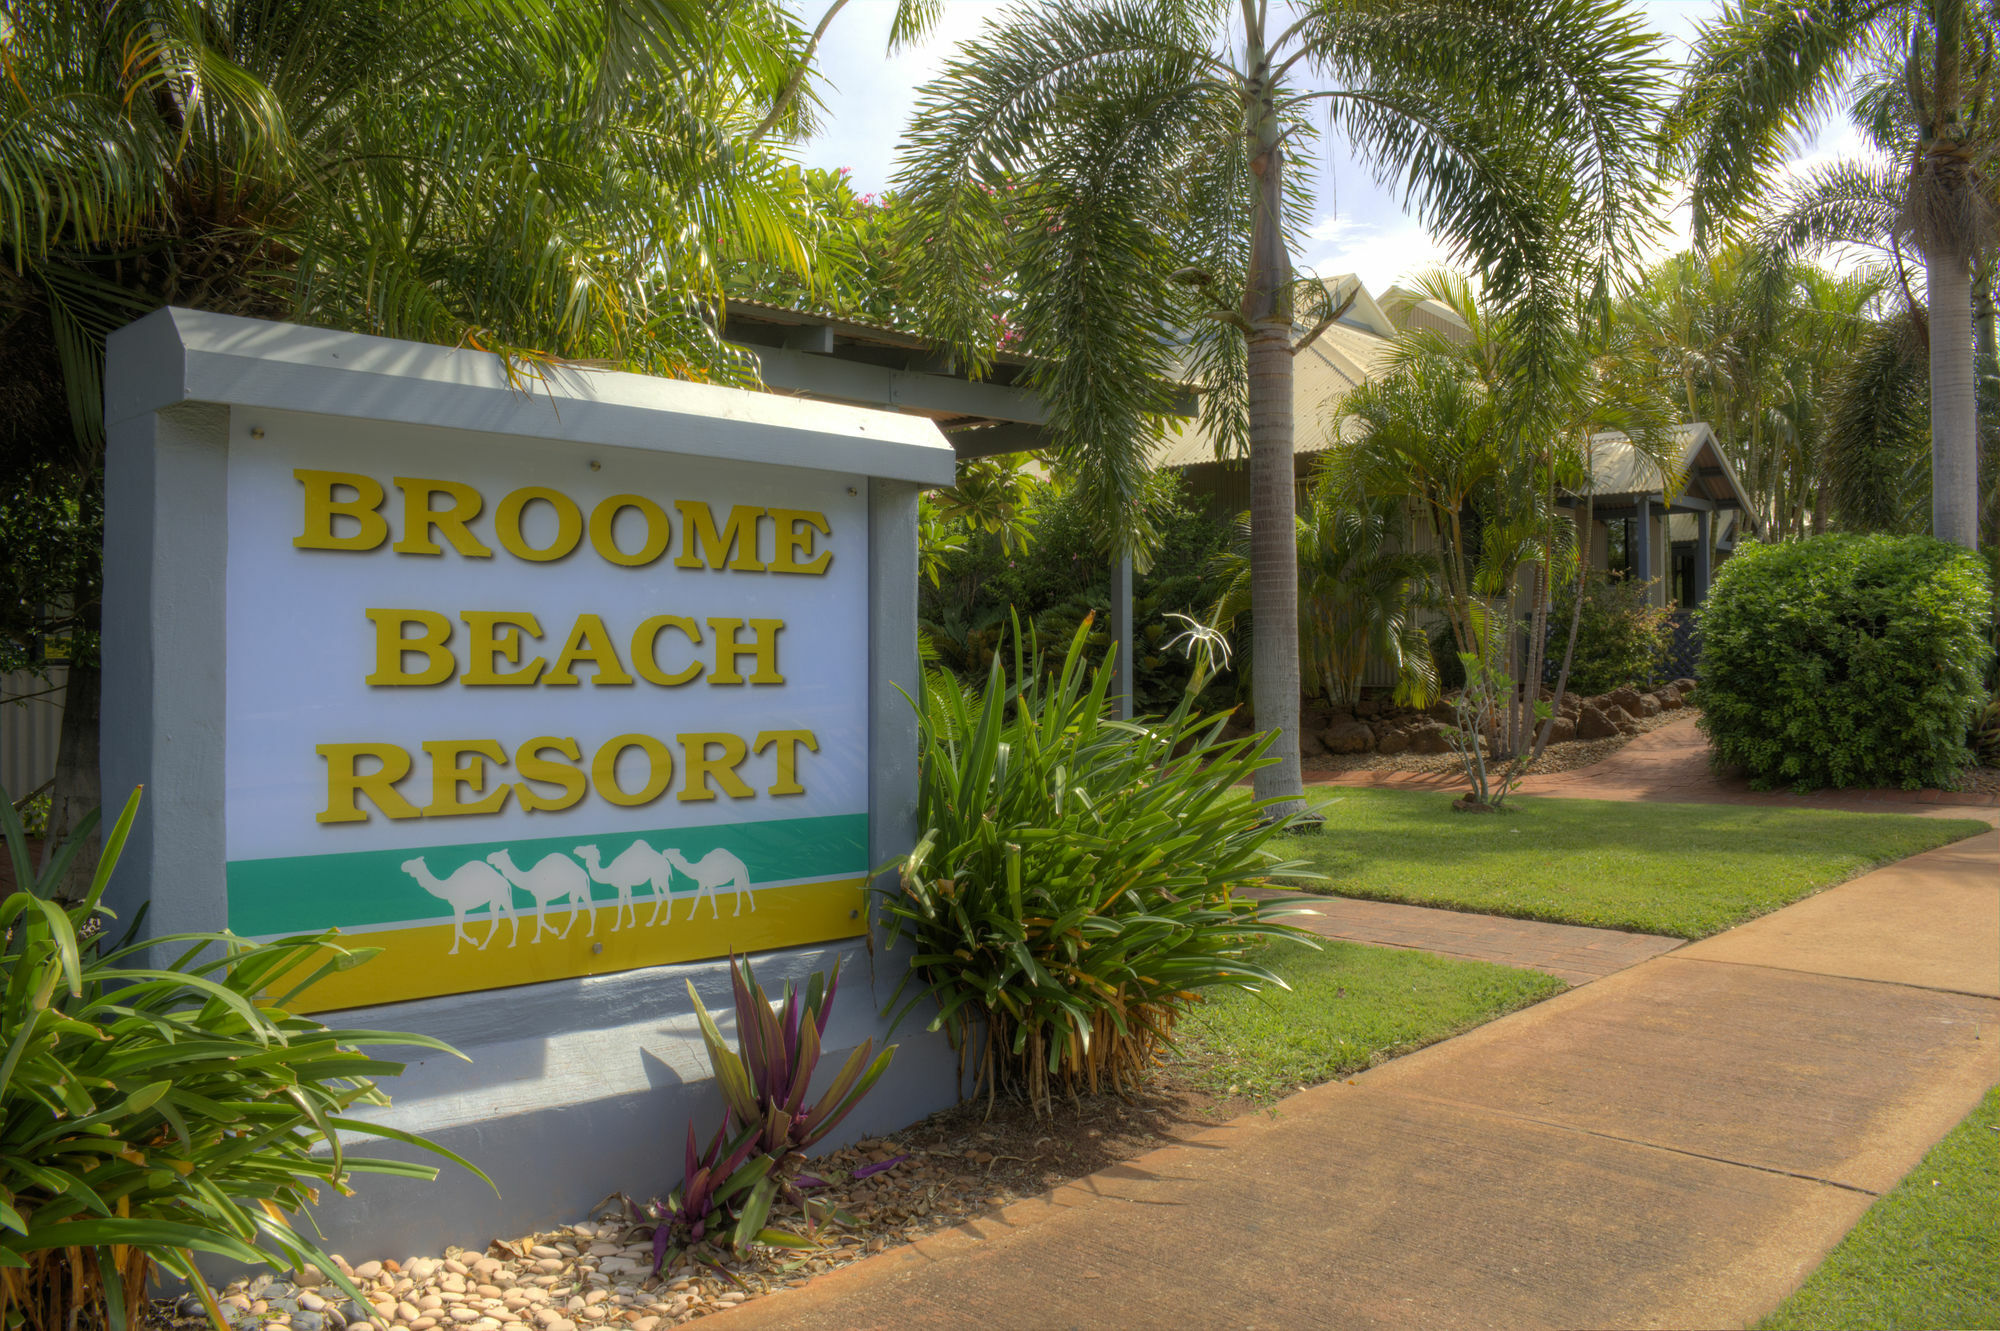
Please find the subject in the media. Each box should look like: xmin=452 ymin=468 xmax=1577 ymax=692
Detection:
xmin=1152 ymin=277 xmax=1758 ymax=610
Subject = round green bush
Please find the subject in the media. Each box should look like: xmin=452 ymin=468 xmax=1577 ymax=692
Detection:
xmin=1697 ymin=534 xmax=1993 ymax=791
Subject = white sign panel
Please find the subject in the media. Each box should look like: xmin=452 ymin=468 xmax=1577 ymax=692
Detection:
xmin=221 ymin=407 xmax=871 ymax=1008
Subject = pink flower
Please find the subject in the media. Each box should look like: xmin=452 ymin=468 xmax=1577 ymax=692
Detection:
xmin=838 ymin=167 xmax=851 ymax=176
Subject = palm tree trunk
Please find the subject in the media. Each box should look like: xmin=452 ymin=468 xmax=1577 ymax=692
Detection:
xmin=1973 ymin=259 xmax=1994 ymax=535
xmin=1246 ymin=305 xmax=1304 ymax=817
xmin=1243 ymin=61 xmax=1306 ymax=822
xmin=1930 ymin=240 xmax=1979 ymax=547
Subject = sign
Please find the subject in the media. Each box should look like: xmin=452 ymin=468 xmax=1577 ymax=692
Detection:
xmin=222 ymin=408 xmax=870 ymax=1010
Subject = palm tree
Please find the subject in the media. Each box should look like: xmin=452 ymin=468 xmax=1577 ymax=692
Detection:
xmin=1325 ymin=269 xmax=1677 ymax=756
xmin=1669 ymin=0 xmax=1993 ymax=547
xmin=892 ymin=0 xmax=1665 ymax=821
xmin=1 ymin=0 xmax=848 ymax=879
xmin=1628 ymin=249 xmax=1885 ymax=538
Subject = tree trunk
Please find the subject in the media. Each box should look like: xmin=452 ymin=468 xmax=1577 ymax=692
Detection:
xmin=1929 ymin=241 xmax=1979 ymax=547
xmin=1243 ymin=77 xmax=1306 ymax=822
xmin=1973 ymin=260 xmax=1994 ymax=539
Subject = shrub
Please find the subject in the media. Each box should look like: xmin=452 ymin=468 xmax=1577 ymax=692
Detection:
xmin=882 ymin=622 xmax=1316 ymax=1116
xmin=0 ymin=786 xmax=482 ymax=1331
xmin=1974 ymin=697 xmax=2000 ymax=767
xmin=1697 ymin=534 xmax=1993 ymax=790
xmin=1547 ymin=571 xmax=1674 ymax=696
xmin=637 ymin=955 xmax=892 ymax=1271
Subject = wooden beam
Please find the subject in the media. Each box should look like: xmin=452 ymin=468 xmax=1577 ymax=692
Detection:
xmin=745 ymin=345 xmax=1051 ymax=425
xmin=944 ymin=421 xmax=1049 ymax=458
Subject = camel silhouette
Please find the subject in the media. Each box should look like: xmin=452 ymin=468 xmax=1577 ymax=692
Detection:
xmin=486 ymin=849 xmax=594 ymax=942
xmin=573 ymin=842 xmax=663 ymax=931
xmin=401 ymin=856 xmax=519 ymax=955
xmin=663 ymin=847 xmax=755 ymax=921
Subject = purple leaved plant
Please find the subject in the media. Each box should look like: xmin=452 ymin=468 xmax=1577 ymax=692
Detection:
xmin=688 ymin=955 xmax=897 ymax=1232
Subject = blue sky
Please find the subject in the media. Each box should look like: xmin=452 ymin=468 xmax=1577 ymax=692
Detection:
xmin=790 ymin=0 xmax=1864 ymax=292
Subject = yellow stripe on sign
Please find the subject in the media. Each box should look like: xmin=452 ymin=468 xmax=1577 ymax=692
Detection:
xmin=274 ymin=878 xmax=870 ymax=1013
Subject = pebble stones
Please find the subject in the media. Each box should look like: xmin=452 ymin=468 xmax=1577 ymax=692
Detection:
xmin=194 ymin=1140 xmax=976 ymax=1331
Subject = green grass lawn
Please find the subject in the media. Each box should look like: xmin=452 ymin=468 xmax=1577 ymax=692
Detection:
xmin=1261 ymin=788 xmax=1989 ymax=939
xmin=1176 ymin=938 xmax=1564 ymax=1101
xmin=1758 ymin=1088 xmax=1999 ymax=1331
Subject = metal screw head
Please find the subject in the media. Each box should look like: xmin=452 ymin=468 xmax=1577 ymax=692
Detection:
xmin=589 ymin=460 xmax=602 ymax=471
xmin=592 ymin=942 xmax=604 ymax=955
xmin=847 ymin=486 xmax=858 ymax=496
xmin=250 ymin=427 xmax=266 ymax=439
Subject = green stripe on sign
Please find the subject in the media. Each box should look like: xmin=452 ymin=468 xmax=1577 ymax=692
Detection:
xmin=226 ymin=813 xmax=869 ymax=937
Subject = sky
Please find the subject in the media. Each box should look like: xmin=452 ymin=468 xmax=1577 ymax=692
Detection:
xmin=788 ymin=0 xmax=1869 ymax=293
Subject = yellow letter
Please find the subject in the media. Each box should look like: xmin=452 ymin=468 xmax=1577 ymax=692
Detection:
xmin=674 ymin=502 xmax=767 ymax=571
xmin=707 ymin=618 xmax=784 ymax=685
xmin=544 ymin=614 xmax=635 ymax=686
xmin=462 ymin=611 xmax=545 ymax=686
xmin=769 ymin=509 xmax=833 ymax=575
xmin=294 ymin=469 xmax=389 ymax=551
xmin=752 ymin=729 xmax=819 ymax=797
xmin=678 ymin=732 xmax=754 ymax=803
xmin=593 ymin=734 xmax=673 ymax=807
xmin=588 ymin=494 xmax=672 ymax=567
xmin=631 ymin=614 xmax=704 ymax=686
xmin=422 ymin=739 xmax=510 ymax=817
xmin=393 ymin=477 xmax=493 ymax=557
xmin=365 ymin=609 xmax=456 ymax=686
xmin=317 ymin=742 xmax=420 ymax=823
xmin=495 ymin=486 xmax=583 ymax=562
xmin=514 ymin=736 xmax=587 ymax=812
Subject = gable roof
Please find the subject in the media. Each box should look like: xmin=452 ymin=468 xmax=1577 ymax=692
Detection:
xmin=1585 ymin=422 xmax=1757 ymax=523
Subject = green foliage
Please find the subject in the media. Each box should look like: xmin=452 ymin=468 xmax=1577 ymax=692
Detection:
xmin=1698 ymin=535 xmax=1994 ymax=791
xmin=0 ymin=460 xmax=101 ymax=676
xmin=919 ymin=468 xmax=1232 ymax=711
xmin=1548 ymin=571 xmax=1675 ymax=695
xmin=2 ymin=0 xmax=841 ymax=679
xmin=882 ymin=622 xmax=1317 ymax=1116
xmin=1210 ymin=492 xmax=1438 ymax=708
xmin=1973 ymin=697 xmax=2000 ymax=767
xmin=0 ymin=785 xmax=484 ymax=1331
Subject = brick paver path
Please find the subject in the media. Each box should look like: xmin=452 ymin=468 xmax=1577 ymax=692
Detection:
xmin=1310 ymin=713 xmax=2000 ymax=821
xmin=1242 ymin=890 xmax=1680 ymax=986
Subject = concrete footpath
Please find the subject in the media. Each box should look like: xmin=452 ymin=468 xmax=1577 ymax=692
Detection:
xmin=721 ymin=829 xmax=2000 ymax=1331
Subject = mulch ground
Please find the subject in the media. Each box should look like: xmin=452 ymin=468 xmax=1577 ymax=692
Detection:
xmin=1301 ymin=706 xmax=1690 ymax=781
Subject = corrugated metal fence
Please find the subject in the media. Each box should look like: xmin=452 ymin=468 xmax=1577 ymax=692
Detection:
xmin=2 ymin=668 xmax=66 ymax=800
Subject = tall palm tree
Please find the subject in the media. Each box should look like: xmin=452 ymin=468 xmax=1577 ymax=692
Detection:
xmin=1669 ymin=0 xmax=1993 ymax=547
xmin=1 ymin=0 xmax=854 ymax=877
xmin=892 ymin=0 xmax=1665 ymax=821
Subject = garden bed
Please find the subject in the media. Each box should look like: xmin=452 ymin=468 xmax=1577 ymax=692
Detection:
xmin=174 ymin=943 xmax=1555 ymax=1331
xmin=1301 ymin=704 xmax=1689 ymax=779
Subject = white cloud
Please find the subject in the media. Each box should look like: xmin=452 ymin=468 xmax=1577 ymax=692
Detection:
xmin=1298 ymin=217 xmax=1457 ymax=293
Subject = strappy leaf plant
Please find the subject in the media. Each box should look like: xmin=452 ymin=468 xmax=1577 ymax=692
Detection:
xmin=883 ymin=620 xmax=1318 ymax=1117
xmin=0 ymin=784 xmax=486 ymax=1331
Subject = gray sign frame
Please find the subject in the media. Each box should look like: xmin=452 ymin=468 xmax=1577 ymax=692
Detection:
xmin=100 ymin=309 xmax=960 ymax=1256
